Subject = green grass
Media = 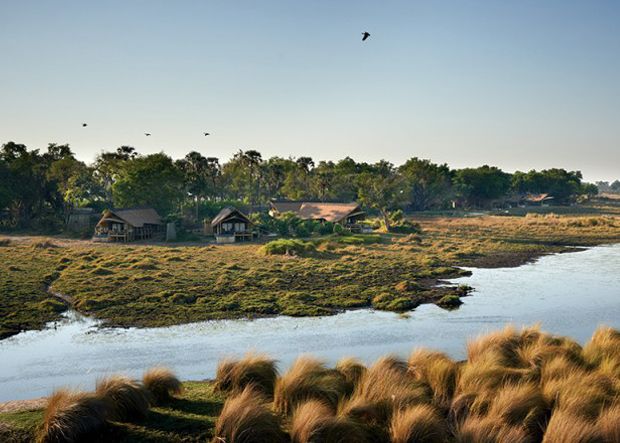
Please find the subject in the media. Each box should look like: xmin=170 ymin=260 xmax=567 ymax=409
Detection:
xmin=1 ymin=207 xmax=620 ymax=337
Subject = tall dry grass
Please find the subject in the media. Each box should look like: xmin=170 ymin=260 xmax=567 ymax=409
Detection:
xmin=142 ymin=367 xmax=182 ymax=404
xmin=390 ymin=404 xmax=448 ymax=443
xmin=214 ymin=353 xmax=278 ymax=397
xmin=37 ymin=389 xmax=108 ymax=443
xmin=213 ymin=385 xmax=287 ymax=443
xmin=335 ymin=357 xmax=366 ymax=391
xmin=408 ymin=349 xmax=458 ymax=410
xmin=273 ymin=356 xmax=349 ymax=415
xmin=95 ymin=375 xmax=151 ymax=422
xmin=290 ymin=399 xmax=371 ymax=443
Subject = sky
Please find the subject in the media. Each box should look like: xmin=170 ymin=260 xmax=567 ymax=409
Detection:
xmin=1 ymin=0 xmax=619 ymax=182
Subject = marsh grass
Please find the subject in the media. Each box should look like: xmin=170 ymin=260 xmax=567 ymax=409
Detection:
xmin=274 ymin=356 xmax=349 ymax=415
xmin=95 ymin=375 xmax=151 ymax=422
xmin=37 ymin=390 xmax=108 ymax=443
xmin=214 ymin=353 xmax=278 ymax=397
xmin=142 ymin=367 xmax=182 ymax=404
xmin=213 ymin=385 xmax=286 ymax=443
xmin=3 ymin=325 xmax=620 ymax=442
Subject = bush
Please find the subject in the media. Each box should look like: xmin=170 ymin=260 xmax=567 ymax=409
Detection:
xmin=437 ymin=295 xmax=463 ymax=308
xmin=37 ymin=389 xmax=108 ymax=443
xmin=142 ymin=367 xmax=182 ymax=404
xmin=260 ymin=239 xmax=316 ymax=256
xmin=95 ymin=375 xmax=151 ymax=422
xmin=0 ymin=238 xmax=11 ymax=247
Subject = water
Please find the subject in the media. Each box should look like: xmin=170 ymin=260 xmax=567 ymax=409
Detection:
xmin=1 ymin=244 xmax=619 ymax=402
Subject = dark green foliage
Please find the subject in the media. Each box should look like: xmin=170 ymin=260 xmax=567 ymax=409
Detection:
xmin=261 ymin=239 xmax=316 ymax=255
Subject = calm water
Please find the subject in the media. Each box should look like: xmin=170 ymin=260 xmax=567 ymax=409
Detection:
xmin=1 ymin=244 xmax=619 ymax=402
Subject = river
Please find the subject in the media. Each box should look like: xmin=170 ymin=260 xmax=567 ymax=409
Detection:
xmin=1 ymin=244 xmax=619 ymax=402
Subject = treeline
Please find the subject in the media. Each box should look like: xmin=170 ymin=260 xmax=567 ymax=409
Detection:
xmin=0 ymin=141 xmax=597 ymax=230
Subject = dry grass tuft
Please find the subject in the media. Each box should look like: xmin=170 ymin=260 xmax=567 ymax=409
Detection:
xmin=542 ymin=409 xmax=602 ymax=443
xmin=597 ymin=402 xmax=620 ymax=442
xmin=290 ymin=399 xmax=371 ymax=443
xmin=37 ymin=389 xmax=108 ymax=443
xmin=213 ymin=385 xmax=287 ymax=443
xmin=583 ymin=326 xmax=620 ymax=367
xmin=95 ymin=375 xmax=151 ymax=422
xmin=214 ymin=353 xmax=278 ymax=397
xmin=335 ymin=357 xmax=366 ymax=391
xmin=274 ymin=356 xmax=349 ymax=415
xmin=390 ymin=404 xmax=448 ymax=443
xmin=341 ymin=356 xmax=430 ymax=426
xmin=408 ymin=349 xmax=458 ymax=410
xmin=142 ymin=367 xmax=182 ymax=404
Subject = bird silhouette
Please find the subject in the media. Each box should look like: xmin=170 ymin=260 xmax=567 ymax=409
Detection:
xmin=204 ymin=132 xmax=210 ymax=136
xmin=82 ymin=123 xmax=88 ymax=127
xmin=362 ymin=32 xmax=370 ymax=41
xmin=144 ymin=133 xmax=151 ymax=136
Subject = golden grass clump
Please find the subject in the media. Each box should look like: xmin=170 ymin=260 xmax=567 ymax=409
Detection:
xmin=597 ymin=402 xmax=620 ymax=442
xmin=273 ymin=356 xmax=349 ymax=415
xmin=142 ymin=367 xmax=182 ymax=404
xmin=37 ymin=389 xmax=108 ymax=443
xmin=455 ymin=415 xmax=533 ymax=443
xmin=582 ymin=326 xmax=620 ymax=367
xmin=408 ymin=349 xmax=458 ymax=410
xmin=95 ymin=375 xmax=151 ymax=422
xmin=213 ymin=385 xmax=287 ymax=443
xmin=335 ymin=357 xmax=367 ymax=391
xmin=214 ymin=353 xmax=278 ymax=397
xmin=389 ymin=404 xmax=448 ymax=443
xmin=541 ymin=409 xmax=602 ymax=443
xmin=341 ymin=356 xmax=430 ymax=426
xmin=485 ymin=383 xmax=548 ymax=438
xmin=290 ymin=399 xmax=371 ymax=443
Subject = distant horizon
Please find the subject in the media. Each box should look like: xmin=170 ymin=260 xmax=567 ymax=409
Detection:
xmin=2 ymin=1 xmax=618 ymax=183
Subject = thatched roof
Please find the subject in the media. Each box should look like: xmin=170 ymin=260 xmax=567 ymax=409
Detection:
xmin=97 ymin=208 xmax=163 ymax=228
xmin=271 ymin=201 xmax=364 ymax=223
xmin=525 ymin=193 xmax=554 ymax=203
xmin=211 ymin=207 xmax=252 ymax=227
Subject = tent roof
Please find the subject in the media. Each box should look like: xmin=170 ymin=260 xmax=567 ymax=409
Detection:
xmin=211 ymin=207 xmax=252 ymax=227
xmin=97 ymin=207 xmax=163 ymax=228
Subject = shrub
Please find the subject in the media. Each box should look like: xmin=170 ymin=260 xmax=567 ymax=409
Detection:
xmin=142 ymin=367 xmax=182 ymax=404
xmin=260 ymin=239 xmax=316 ymax=256
xmin=37 ymin=389 xmax=108 ymax=443
xmin=274 ymin=356 xmax=349 ymax=415
xmin=215 ymin=353 xmax=278 ymax=397
xmin=95 ymin=375 xmax=151 ymax=422
xmin=0 ymin=238 xmax=11 ymax=247
xmin=213 ymin=385 xmax=287 ymax=443
xmin=389 ymin=404 xmax=447 ymax=443
xmin=290 ymin=399 xmax=371 ymax=443
xmin=437 ymin=295 xmax=462 ymax=308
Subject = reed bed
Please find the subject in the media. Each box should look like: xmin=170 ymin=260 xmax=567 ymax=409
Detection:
xmin=23 ymin=326 xmax=620 ymax=442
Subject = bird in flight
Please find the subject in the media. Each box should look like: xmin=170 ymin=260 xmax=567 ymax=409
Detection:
xmin=204 ymin=132 xmax=210 ymax=136
xmin=362 ymin=32 xmax=370 ymax=41
xmin=82 ymin=123 xmax=88 ymax=127
xmin=144 ymin=133 xmax=151 ymax=136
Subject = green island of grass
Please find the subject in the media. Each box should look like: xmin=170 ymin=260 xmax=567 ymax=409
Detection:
xmin=2 ymin=207 xmax=620 ymax=339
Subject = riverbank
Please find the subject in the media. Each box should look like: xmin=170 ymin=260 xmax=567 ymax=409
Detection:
xmin=2 ymin=212 xmax=620 ymax=339
xmin=1 ymin=325 xmax=619 ymax=442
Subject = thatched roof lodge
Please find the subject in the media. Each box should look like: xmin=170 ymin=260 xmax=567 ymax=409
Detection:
xmin=211 ymin=207 xmax=254 ymax=243
xmin=94 ymin=207 xmax=164 ymax=242
xmin=269 ymin=201 xmax=366 ymax=226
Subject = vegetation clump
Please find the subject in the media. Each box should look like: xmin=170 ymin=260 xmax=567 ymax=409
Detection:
xmin=260 ymin=239 xmax=316 ymax=256
xmin=142 ymin=367 xmax=182 ymax=404
xmin=215 ymin=353 xmax=278 ymax=397
xmin=95 ymin=375 xmax=151 ymax=422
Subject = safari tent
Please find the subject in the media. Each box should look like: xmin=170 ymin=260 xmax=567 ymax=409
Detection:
xmin=211 ymin=207 xmax=254 ymax=243
xmin=269 ymin=201 xmax=366 ymax=227
xmin=94 ymin=207 xmax=164 ymax=242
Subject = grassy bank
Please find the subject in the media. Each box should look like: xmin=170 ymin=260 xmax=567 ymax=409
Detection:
xmin=1 ymin=325 xmax=619 ymax=442
xmin=2 ymin=210 xmax=620 ymax=337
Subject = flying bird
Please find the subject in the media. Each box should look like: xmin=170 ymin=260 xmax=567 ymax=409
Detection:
xmin=362 ymin=32 xmax=370 ymax=41
xmin=82 ymin=123 xmax=88 ymax=127
xmin=204 ymin=132 xmax=210 ymax=136
xmin=144 ymin=133 xmax=151 ymax=136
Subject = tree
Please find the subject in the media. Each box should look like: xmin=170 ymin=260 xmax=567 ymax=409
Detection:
xmin=94 ymin=146 xmax=138 ymax=204
xmin=454 ymin=166 xmax=511 ymax=208
xmin=356 ymin=162 xmax=406 ymax=231
xmin=611 ymin=180 xmax=620 ymax=192
xmin=112 ymin=153 xmax=184 ymax=216
xmin=399 ymin=158 xmax=453 ymax=211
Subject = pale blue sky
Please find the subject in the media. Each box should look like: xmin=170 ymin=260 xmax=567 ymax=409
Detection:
xmin=1 ymin=0 xmax=618 ymax=181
